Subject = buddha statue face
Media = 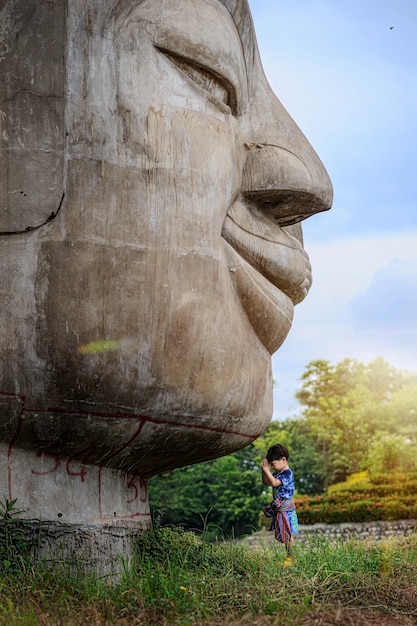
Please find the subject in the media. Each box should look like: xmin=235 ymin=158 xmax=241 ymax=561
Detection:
xmin=0 ymin=0 xmax=332 ymax=486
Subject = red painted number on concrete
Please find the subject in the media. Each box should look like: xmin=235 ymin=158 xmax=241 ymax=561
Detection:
xmin=139 ymin=478 xmax=148 ymax=502
xmin=66 ymin=443 xmax=97 ymax=482
xmin=31 ymin=447 xmax=61 ymax=475
xmin=126 ymin=477 xmax=139 ymax=504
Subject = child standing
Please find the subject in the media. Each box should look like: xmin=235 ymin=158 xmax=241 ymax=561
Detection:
xmin=261 ymin=443 xmax=299 ymax=564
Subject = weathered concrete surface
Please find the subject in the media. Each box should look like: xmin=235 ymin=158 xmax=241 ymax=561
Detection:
xmin=0 ymin=443 xmax=150 ymax=526
xmin=0 ymin=441 xmax=151 ymax=574
xmin=0 ymin=0 xmax=65 ymax=232
xmin=0 ymin=0 xmax=332 ymax=569
xmin=25 ymin=520 xmax=143 ymax=577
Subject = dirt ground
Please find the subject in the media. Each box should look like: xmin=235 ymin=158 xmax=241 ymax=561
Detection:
xmin=20 ymin=603 xmax=416 ymax=626
xmin=297 ymin=606 xmax=417 ymax=626
xmin=100 ymin=605 xmax=416 ymax=626
xmin=195 ymin=606 xmax=417 ymax=626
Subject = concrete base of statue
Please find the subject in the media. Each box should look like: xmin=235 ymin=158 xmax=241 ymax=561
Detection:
xmin=27 ymin=520 xmax=147 ymax=578
xmin=0 ymin=444 xmax=151 ymax=576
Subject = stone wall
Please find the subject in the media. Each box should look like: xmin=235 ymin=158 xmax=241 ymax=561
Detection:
xmin=297 ymin=519 xmax=417 ymax=542
xmin=244 ymin=519 xmax=417 ymax=548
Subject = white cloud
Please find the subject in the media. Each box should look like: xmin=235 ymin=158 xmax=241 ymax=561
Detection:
xmin=350 ymin=258 xmax=417 ymax=327
xmin=348 ymin=258 xmax=417 ymax=369
xmin=305 ymin=232 xmax=417 ymax=306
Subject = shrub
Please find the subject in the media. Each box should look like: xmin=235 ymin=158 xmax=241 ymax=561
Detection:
xmin=295 ymin=471 xmax=417 ymax=524
xmin=0 ymin=498 xmax=33 ymax=573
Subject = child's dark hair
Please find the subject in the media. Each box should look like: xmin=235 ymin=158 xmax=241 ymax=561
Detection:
xmin=266 ymin=443 xmax=289 ymax=462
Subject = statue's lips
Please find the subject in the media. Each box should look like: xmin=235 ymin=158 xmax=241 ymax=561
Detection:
xmin=221 ymin=201 xmax=312 ymax=354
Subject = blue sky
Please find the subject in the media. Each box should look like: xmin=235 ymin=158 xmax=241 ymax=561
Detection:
xmin=248 ymin=0 xmax=417 ymax=419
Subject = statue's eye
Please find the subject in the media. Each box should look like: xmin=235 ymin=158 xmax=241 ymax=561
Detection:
xmin=157 ymin=47 xmax=237 ymax=115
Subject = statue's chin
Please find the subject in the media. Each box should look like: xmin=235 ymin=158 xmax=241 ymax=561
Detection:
xmin=3 ymin=347 xmax=272 ymax=476
xmin=4 ymin=238 xmax=276 ymax=475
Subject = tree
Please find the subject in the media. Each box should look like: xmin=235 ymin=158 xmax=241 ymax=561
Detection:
xmin=295 ymin=357 xmax=417 ymax=487
xmin=295 ymin=359 xmax=372 ymax=485
xmin=253 ymin=419 xmax=326 ymax=495
xmin=148 ymin=444 xmax=265 ymax=539
xmin=373 ymin=384 xmax=417 ymax=438
xmin=365 ymin=433 xmax=417 ymax=474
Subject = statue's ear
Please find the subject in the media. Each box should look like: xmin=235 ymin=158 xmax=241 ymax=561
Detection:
xmin=0 ymin=0 xmax=65 ymax=234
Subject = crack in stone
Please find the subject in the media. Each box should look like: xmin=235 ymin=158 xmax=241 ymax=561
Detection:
xmin=0 ymin=192 xmax=65 ymax=235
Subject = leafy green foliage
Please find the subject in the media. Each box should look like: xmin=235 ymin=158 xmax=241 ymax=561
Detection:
xmin=293 ymin=357 xmax=417 ymax=487
xmin=366 ymin=433 xmax=417 ymax=474
xmin=295 ymin=470 xmax=417 ymax=523
xmin=0 ymin=498 xmax=33 ymax=573
xmin=133 ymin=526 xmax=247 ymax=580
xmin=254 ymin=418 xmax=327 ymax=495
xmin=148 ymin=444 xmax=265 ymax=539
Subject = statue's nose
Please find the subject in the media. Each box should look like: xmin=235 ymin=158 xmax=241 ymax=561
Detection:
xmin=241 ymin=78 xmax=333 ymax=227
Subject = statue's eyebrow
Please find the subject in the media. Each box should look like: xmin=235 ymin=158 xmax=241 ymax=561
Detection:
xmin=155 ymin=46 xmax=238 ymax=115
xmin=124 ymin=1 xmax=248 ymax=114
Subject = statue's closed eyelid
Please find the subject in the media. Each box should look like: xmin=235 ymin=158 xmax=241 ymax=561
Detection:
xmin=155 ymin=46 xmax=238 ymax=115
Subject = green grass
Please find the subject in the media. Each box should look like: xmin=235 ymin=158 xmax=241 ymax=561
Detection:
xmin=0 ymin=527 xmax=416 ymax=625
